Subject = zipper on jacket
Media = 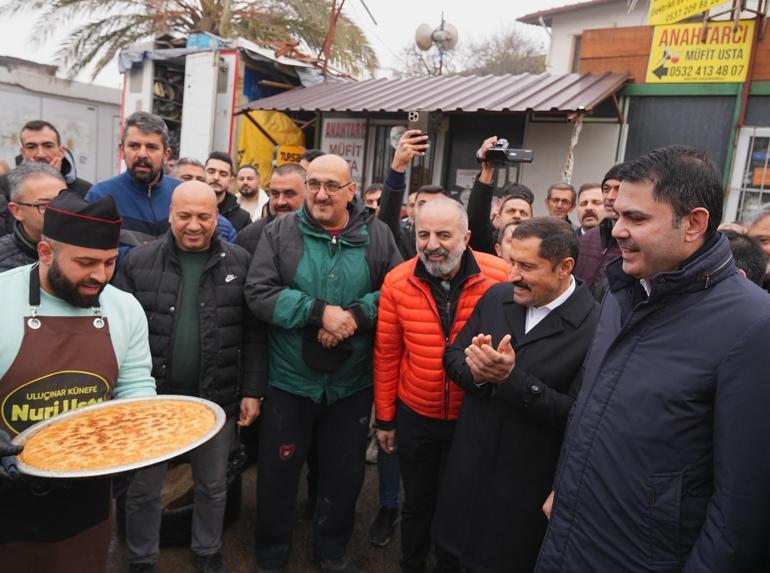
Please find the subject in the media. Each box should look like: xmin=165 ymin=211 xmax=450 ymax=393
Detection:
xmin=409 ymin=273 xmax=483 ymax=421
xmin=703 ymin=254 xmax=732 ymax=289
xmin=147 ymin=185 xmax=159 ymax=239
xmin=443 ymin=336 xmax=450 ymax=420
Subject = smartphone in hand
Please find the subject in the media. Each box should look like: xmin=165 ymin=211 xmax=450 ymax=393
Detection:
xmin=407 ymin=110 xmax=429 ymax=134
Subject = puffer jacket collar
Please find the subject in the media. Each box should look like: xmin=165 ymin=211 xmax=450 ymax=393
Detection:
xmin=606 ymin=232 xmax=735 ymax=301
xmin=160 ymin=228 xmax=225 ymax=268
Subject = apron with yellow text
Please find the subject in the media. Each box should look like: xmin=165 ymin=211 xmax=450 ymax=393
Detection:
xmin=0 ymin=266 xmax=118 ymax=573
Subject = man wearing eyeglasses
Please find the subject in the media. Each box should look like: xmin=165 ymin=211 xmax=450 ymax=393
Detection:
xmin=245 ymin=154 xmax=401 ymax=573
xmin=545 ymin=183 xmax=577 ymax=230
xmin=0 ymin=163 xmax=63 ymax=272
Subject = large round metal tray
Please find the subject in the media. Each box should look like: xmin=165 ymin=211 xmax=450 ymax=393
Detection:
xmin=11 ymin=395 xmax=226 ymax=479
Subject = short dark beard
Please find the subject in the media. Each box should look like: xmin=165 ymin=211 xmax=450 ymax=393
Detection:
xmin=47 ymin=259 xmax=104 ymax=308
xmin=128 ymin=160 xmax=161 ymax=186
xmin=239 ymin=186 xmax=257 ymax=198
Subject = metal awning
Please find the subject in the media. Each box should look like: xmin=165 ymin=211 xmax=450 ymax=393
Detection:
xmin=238 ymin=72 xmax=630 ymax=115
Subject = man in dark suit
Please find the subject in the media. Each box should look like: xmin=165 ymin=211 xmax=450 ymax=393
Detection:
xmin=434 ymin=217 xmax=599 ymax=573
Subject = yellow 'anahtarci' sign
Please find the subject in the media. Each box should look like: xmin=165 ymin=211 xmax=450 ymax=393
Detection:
xmin=646 ymin=20 xmax=755 ymax=83
xmin=649 ymin=0 xmax=725 ymax=26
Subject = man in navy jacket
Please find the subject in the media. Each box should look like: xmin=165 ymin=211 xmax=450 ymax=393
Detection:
xmin=537 ymin=145 xmax=770 ymax=572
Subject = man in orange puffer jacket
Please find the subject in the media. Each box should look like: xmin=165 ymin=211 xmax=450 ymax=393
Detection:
xmin=374 ymin=197 xmax=509 ymax=573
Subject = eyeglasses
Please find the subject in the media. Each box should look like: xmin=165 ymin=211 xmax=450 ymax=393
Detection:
xmin=14 ymin=201 xmax=51 ymax=214
xmin=306 ymin=179 xmax=353 ymax=195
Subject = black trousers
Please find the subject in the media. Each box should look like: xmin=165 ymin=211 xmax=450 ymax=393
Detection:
xmin=254 ymin=386 xmax=372 ymax=568
xmin=396 ymin=401 xmax=460 ymax=573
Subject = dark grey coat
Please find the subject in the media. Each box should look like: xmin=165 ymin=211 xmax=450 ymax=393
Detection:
xmin=0 ymin=220 xmax=37 ymax=272
xmin=537 ymin=234 xmax=770 ymax=572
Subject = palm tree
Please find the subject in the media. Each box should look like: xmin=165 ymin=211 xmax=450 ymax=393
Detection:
xmin=1 ymin=0 xmax=378 ymax=78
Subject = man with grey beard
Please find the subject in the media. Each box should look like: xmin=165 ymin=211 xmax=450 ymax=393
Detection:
xmin=374 ymin=197 xmax=509 ymax=573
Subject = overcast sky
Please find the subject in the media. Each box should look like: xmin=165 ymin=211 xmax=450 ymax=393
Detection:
xmin=0 ymin=0 xmax=574 ymax=88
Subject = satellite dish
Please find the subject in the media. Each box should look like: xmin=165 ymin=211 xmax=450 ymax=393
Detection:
xmin=439 ymin=22 xmax=459 ymax=50
xmin=414 ymin=15 xmax=459 ymax=75
xmin=415 ymin=20 xmax=459 ymax=52
xmin=415 ymin=24 xmax=434 ymax=51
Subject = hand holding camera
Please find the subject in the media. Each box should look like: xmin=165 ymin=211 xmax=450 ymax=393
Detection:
xmin=476 ymin=136 xmax=499 ymax=183
xmin=476 ymin=137 xmax=535 ymax=184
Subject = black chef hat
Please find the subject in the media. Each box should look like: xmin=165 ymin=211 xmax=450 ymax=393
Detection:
xmin=43 ymin=191 xmax=122 ymax=250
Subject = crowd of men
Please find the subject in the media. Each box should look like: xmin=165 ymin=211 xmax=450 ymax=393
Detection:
xmin=0 ymin=112 xmax=769 ymax=573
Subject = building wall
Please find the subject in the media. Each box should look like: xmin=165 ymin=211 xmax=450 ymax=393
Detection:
xmin=580 ymin=24 xmax=770 ymax=82
xmin=0 ymin=68 xmax=121 ymax=182
xmin=545 ymin=1 xmax=647 ymax=74
xmin=521 ymin=120 xmax=621 ymax=216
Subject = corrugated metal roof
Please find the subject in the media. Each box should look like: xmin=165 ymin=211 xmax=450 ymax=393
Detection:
xmin=239 ymin=72 xmax=629 ymax=115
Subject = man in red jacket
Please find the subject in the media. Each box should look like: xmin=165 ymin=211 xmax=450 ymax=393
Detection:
xmin=374 ymin=197 xmax=509 ymax=573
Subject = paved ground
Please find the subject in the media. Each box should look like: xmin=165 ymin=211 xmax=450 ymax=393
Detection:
xmin=107 ymin=461 xmax=401 ymax=572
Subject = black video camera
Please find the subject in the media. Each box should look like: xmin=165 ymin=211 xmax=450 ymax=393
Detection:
xmin=478 ymin=139 xmax=534 ymax=167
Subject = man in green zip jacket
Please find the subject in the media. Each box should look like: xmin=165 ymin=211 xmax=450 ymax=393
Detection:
xmin=245 ymin=154 xmax=401 ymax=573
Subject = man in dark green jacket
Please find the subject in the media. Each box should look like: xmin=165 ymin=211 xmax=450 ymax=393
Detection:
xmin=245 ymin=154 xmax=401 ymax=573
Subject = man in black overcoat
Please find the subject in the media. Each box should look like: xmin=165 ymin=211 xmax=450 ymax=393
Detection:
xmin=434 ymin=217 xmax=599 ymax=573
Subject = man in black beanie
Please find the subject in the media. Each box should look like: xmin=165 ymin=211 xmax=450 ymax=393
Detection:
xmin=0 ymin=191 xmax=155 ymax=572
xmin=573 ymin=163 xmax=624 ymax=300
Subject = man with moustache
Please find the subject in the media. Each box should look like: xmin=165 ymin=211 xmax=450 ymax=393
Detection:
xmin=235 ymin=163 xmax=305 ymax=256
xmin=536 ymin=146 xmax=770 ymax=572
xmin=375 ymin=197 xmax=509 ymax=573
xmin=434 ymin=217 xmax=599 ymax=573
xmin=245 ymin=154 xmax=401 ymax=573
xmin=115 ymin=181 xmax=261 ymax=573
xmin=236 ymin=165 xmax=269 ymax=222
xmin=86 ymin=112 xmax=182 ymax=260
xmin=87 ymin=118 xmax=237 ymax=256
xmin=0 ymin=191 xmax=155 ymax=572
xmin=575 ymin=183 xmax=604 ymax=237
xmin=205 ymin=152 xmax=251 ymax=232
xmin=573 ymin=165 xmax=623 ymax=299
xmin=0 ymin=163 xmax=64 ymax=272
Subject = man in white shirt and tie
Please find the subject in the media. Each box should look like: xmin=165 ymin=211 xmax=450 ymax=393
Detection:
xmin=434 ymin=217 xmax=600 ymax=573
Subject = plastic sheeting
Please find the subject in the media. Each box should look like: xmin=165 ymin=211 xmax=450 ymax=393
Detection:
xmin=236 ymin=110 xmax=305 ymax=183
xmin=118 ymin=48 xmax=208 ymax=74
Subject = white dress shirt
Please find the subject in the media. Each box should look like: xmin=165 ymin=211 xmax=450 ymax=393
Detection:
xmin=524 ymin=276 xmax=576 ymax=334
